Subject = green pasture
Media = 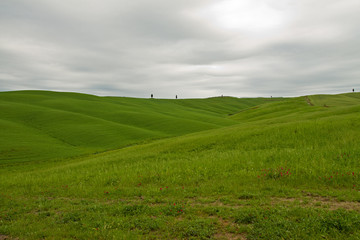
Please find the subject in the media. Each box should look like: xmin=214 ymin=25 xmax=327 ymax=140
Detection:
xmin=0 ymin=91 xmax=272 ymax=165
xmin=1 ymin=91 xmax=360 ymax=239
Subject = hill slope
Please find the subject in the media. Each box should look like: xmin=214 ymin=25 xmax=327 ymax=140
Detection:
xmin=0 ymin=90 xmax=277 ymax=164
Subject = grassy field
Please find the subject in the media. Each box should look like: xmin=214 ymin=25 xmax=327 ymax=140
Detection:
xmin=0 ymin=91 xmax=273 ymax=165
xmin=1 ymin=91 xmax=360 ymax=239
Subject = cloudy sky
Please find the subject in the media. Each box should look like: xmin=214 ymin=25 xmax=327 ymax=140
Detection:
xmin=1 ymin=0 xmax=359 ymax=98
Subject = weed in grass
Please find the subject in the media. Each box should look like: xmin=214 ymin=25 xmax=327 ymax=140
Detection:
xmin=258 ymin=167 xmax=292 ymax=180
xmin=318 ymin=170 xmax=360 ymax=189
xmin=162 ymin=202 xmax=185 ymax=216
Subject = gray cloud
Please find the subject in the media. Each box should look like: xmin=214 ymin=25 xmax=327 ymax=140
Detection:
xmin=1 ymin=0 xmax=360 ymax=98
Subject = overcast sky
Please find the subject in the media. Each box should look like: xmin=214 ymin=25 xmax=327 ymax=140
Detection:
xmin=1 ymin=0 xmax=359 ymax=98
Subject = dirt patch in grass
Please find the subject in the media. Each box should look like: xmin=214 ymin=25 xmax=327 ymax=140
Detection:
xmin=211 ymin=216 xmax=248 ymax=240
xmin=0 ymin=235 xmax=18 ymax=240
xmin=271 ymin=196 xmax=360 ymax=211
xmin=188 ymin=196 xmax=360 ymax=212
xmin=305 ymin=96 xmax=314 ymax=106
xmin=194 ymin=199 xmax=226 ymax=207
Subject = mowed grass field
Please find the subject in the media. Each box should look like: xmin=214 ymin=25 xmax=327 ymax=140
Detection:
xmin=1 ymin=90 xmax=360 ymax=239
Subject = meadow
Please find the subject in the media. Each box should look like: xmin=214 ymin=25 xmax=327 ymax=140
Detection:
xmin=1 ymin=90 xmax=360 ymax=239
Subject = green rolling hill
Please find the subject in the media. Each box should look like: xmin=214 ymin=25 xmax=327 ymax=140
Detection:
xmin=0 ymin=90 xmax=274 ymax=164
xmin=1 ymin=91 xmax=360 ymax=239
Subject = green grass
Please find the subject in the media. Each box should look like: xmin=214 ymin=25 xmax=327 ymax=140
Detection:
xmin=0 ymin=90 xmax=271 ymax=165
xmin=1 ymin=91 xmax=360 ymax=239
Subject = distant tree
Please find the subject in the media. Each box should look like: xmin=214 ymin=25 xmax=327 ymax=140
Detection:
xmin=176 ymin=95 xmax=177 ymax=99
xmin=353 ymin=89 xmax=355 ymax=92
xmin=151 ymin=94 xmax=153 ymax=98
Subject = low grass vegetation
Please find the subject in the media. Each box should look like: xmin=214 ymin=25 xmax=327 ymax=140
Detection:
xmin=1 ymin=90 xmax=360 ymax=239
